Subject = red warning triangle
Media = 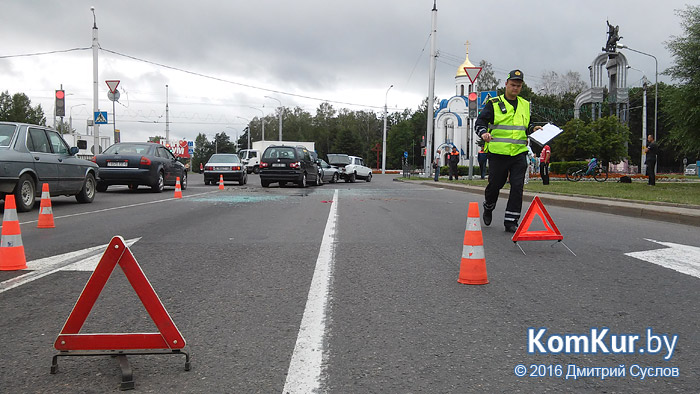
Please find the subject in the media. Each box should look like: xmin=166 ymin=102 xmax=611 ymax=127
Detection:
xmin=511 ymin=196 xmax=563 ymax=242
xmin=54 ymin=236 xmax=185 ymax=351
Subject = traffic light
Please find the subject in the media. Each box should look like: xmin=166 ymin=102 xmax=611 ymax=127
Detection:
xmin=55 ymin=90 xmax=65 ymax=117
xmin=468 ymin=92 xmax=478 ymax=118
xmin=420 ymin=135 xmax=425 ymax=148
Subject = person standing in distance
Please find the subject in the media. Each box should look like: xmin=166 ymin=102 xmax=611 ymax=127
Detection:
xmin=540 ymin=144 xmax=551 ymax=185
xmin=644 ymin=134 xmax=658 ymax=186
xmin=475 ymin=69 xmax=542 ymax=232
xmin=448 ymin=146 xmax=460 ymax=180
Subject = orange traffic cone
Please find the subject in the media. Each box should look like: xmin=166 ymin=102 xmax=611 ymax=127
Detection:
xmin=218 ymin=174 xmax=224 ymax=190
xmin=458 ymin=202 xmax=489 ymax=285
xmin=0 ymin=195 xmax=28 ymax=270
xmin=37 ymin=183 xmax=55 ymax=228
xmin=174 ymin=177 xmax=183 ymax=199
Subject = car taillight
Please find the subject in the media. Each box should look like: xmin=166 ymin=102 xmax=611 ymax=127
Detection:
xmin=90 ymin=156 xmax=97 ymax=163
xmin=290 ymin=161 xmax=300 ymax=169
xmin=260 ymin=162 xmax=269 ymax=168
xmin=205 ymin=166 xmax=213 ymax=171
xmin=232 ymin=166 xmax=241 ymax=171
xmin=140 ymin=156 xmax=151 ymax=166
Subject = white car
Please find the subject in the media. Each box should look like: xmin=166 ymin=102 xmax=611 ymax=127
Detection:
xmin=327 ymin=154 xmax=372 ymax=182
xmin=685 ymin=163 xmax=698 ymax=176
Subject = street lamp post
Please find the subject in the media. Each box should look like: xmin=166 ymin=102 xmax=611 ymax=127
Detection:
xmin=382 ymin=85 xmax=393 ymax=174
xmin=248 ymin=106 xmax=265 ymax=141
xmin=236 ymin=116 xmax=251 ymax=149
xmin=69 ymin=104 xmax=86 ymax=132
xmin=627 ymin=65 xmax=648 ymax=172
xmin=617 ymin=43 xmax=658 ymax=142
xmin=264 ymin=96 xmax=283 ymax=141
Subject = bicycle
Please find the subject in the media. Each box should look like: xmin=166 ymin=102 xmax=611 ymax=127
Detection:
xmin=565 ymin=158 xmax=608 ymax=182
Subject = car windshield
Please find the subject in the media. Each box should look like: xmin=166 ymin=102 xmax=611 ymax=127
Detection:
xmin=104 ymin=144 xmax=152 ymax=155
xmin=0 ymin=124 xmax=16 ymax=147
xmin=263 ymin=147 xmax=296 ymax=159
xmin=209 ymin=154 xmax=240 ymax=163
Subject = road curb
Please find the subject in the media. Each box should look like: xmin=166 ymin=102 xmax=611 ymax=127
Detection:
xmin=395 ymin=178 xmax=700 ymax=227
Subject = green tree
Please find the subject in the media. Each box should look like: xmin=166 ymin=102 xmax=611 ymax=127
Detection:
xmin=664 ymin=4 xmax=700 ymax=157
xmin=192 ymin=133 xmax=213 ymax=171
xmin=589 ymin=116 xmax=630 ymax=165
xmin=552 ymin=118 xmax=600 ymax=161
xmin=213 ymin=132 xmax=236 ymax=153
xmin=0 ymin=90 xmax=46 ymax=124
xmin=477 ymin=60 xmax=500 ymax=91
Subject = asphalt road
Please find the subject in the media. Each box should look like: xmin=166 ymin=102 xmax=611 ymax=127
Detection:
xmin=1 ymin=173 xmax=698 ymax=392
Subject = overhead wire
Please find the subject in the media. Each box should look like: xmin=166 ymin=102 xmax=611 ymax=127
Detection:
xmin=0 ymin=47 xmax=91 ymax=59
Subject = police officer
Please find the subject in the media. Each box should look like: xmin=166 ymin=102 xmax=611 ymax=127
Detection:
xmin=475 ymin=69 xmax=542 ymax=232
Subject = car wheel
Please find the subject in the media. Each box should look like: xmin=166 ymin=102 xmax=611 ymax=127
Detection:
xmin=181 ymin=172 xmax=188 ymax=190
xmin=253 ymin=166 xmax=260 ymax=174
xmin=280 ymin=181 xmax=287 ymax=187
xmin=261 ymin=180 xmax=270 ymax=187
xmin=96 ymin=182 xmax=108 ymax=192
xmin=239 ymin=176 xmax=245 ymax=186
xmin=204 ymin=179 xmax=210 ymax=185
xmin=299 ymin=173 xmax=307 ymax=188
xmin=151 ymin=171 xmax=165 ymax=193
xmin=350 ymin=172 xmax=356 ymax=183
xmin=366 ymin=172 xmax=372 ymax=182
xmin=128 ymin=183 xmax=138 ymax=191
xmin=14 ymin=174 xmax=36 ymax=212
xmin=330 ymin=173 xmax=338 ymax=183
xmin=243 ymin=174 xmax=247 ymax=185
xmin=76 ymin=173 xmax=96 ymax=203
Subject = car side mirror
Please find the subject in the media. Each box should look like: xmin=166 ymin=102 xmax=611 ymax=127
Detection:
xmin=69 ymin=146 xmax=80 ymax=155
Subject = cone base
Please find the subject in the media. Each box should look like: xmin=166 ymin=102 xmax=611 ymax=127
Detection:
xmin=458 ymin=258 xmax=489 ymax=285
xmin=0 ymin=247 xmax=27 ymax=270
xmin=458 ymin=278 xmax=490 ymax=285
xmin=38 ymin=221 xmax=55 ymax=229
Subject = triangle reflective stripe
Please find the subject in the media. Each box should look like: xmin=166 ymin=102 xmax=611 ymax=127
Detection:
xmin=512 ymin=196 xmax=563 ymax=242
xmin=54 ymin=236 xmax=186 ymax=351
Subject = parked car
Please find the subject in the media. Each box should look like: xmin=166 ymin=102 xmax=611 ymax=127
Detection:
xmin=259 ymin=145 xmax=319 ymax=187
xmin=685 ymin=163 xmax=698 ymax=176
xmin=327 ymin=154 xmax=373 ymax=182
xmin=0 ymin=122 xmax=98 ymax=211
xmin=318 ymin=159 xmax=340 ymax=183
xmin=203 ymin=153 xmax=247 ymax=185
xmin=93 ymin=142 xmax=187 ymax=193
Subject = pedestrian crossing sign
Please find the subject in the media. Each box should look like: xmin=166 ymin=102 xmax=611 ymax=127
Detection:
xmin=94 ymin=111 xmax=108 ymax=124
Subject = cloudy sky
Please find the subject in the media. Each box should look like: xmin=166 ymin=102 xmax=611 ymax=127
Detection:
xmin=0 ymin=0 xmax=692 ymax=144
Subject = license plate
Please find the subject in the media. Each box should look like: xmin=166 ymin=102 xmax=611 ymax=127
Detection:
xmin=107 ymin=161 xmax=128 ymax=167
xmin=272 ymin=163 xmax=286 ymax=167
xmin=215 ymin=166 xmax=229 ymax=170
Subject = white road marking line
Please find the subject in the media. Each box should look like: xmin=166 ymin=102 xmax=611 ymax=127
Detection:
xmin=8 ymin=190 xmax=220 ymax=226
xmin=0 ymin=238 xmax=140 ymax=294
xmin=625 ymin=239 xmax=700 ymax=279
xmin=283 ymin=189 xmax=338 ymax=394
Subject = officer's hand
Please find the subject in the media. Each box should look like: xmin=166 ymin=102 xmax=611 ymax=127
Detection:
xmin=481 ymin=133 xmax=492 ymax=142
xmin=533 ymin=126 xmax=543 ymax=131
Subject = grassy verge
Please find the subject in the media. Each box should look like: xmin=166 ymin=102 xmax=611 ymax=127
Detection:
xmin=402 ymin=177 xmax=700 ymax=206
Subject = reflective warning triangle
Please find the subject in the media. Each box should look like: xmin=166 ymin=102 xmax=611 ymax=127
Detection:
xmin=511 ymin=196 xmax=563 ymax=242
xmin=54 ymin=236 xmax=186 ymax=351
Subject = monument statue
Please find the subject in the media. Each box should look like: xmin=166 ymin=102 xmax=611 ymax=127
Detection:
xmin=603 ymin=20 xmax=622 ymax=52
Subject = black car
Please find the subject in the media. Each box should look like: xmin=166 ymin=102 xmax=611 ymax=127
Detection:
xmin=93 ymin=142 xmax=187 ymax=193
xmin=0 ymin=122 xmax=98 ymax=211
xmin=259 ymin=145 xmax=319 ymax=187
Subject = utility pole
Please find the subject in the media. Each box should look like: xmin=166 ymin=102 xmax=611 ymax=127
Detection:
xmin=165 ymin=85 xmax=170 ymax=144
xmin=382 ymin=84 xmax=393 ymax=174
xmin=265 ymin=96 xmax=283 ymax=141
xmin=91 ymin=7 xmax=100 ymax=155
xmin=641 ymin=76 xmax=648 ymax=174
xmin=425 ymin=0 xmax=437 ymax=176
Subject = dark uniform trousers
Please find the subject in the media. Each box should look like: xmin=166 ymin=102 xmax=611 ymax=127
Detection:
xmin=484 ymin=152 xmax=528 ymax=225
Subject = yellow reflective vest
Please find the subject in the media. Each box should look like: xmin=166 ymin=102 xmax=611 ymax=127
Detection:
xmin=487 ymin=95 xmax=530 ymax=156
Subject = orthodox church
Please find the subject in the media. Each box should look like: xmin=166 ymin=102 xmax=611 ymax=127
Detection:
xmin=433 ymin=45 xmax=481 ymax=167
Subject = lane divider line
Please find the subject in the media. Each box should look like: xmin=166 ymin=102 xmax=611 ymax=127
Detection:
xmin=283 ymin=189 xmax=338 ymax=393
xmin=8 ymin=190 xmax=220 ymax=226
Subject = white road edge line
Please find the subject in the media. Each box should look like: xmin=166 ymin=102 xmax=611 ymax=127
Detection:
xmin=283 ymin=189 xmax=338 ymax=394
